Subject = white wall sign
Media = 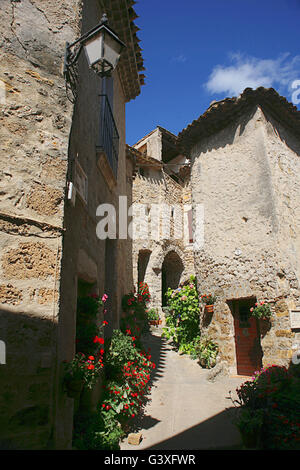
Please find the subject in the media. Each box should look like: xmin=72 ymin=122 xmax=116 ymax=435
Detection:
xmin=290 ymin=310 xmax=300 ymax=329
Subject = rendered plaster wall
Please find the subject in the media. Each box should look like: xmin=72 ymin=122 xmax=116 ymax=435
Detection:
xmin=190 ymin=106 xmax=300 ymax=373
xmin=134 ymin=128 xmax=163 ymax=161
xmin=0 ymin=0 xmax=82 ymax=449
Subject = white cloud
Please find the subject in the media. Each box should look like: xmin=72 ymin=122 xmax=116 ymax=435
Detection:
xmin=205 ymin=52 xmax=300 ymax=98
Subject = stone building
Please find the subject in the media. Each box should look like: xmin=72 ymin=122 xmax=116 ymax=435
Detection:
xmin=0 ymin=0 xmax=144 ymax=449
xmin=131 ymin=88 xmax=300 ymax=377
xmin=177 ymin=87 xmax=300 ymax=376
xmin=129 ymin=126 xmax=195 ymax=317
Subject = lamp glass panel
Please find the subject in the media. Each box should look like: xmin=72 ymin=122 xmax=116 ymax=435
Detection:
xmin=84 ymin=31 xmax=104 ymax=67
xmin=103 ymin=33 xmax=122 ymax=69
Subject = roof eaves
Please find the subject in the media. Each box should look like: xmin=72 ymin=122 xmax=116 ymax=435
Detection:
xmin=177 ymin=87 xmax=300 ymax=155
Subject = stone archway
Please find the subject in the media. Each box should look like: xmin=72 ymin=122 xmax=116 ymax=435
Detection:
xmin=161 ymin=250 xmax=184 ymax=306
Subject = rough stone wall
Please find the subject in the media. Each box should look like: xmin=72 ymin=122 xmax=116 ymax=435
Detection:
xmin=190 ymin=106 xmax=300 ymax=373
xmin=54 ymin=0 xmax=135 ymax=448
xmin=132 ymin=167 xmax=194 ymax=315
xmin=0 ymin=0 xmax=82 ymax=449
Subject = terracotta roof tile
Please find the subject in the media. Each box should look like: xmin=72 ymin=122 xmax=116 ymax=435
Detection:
xmin=177 ymin=87 xmax=300 ymax=155
xmin=103 ymin=0 xmax=145 ymax=102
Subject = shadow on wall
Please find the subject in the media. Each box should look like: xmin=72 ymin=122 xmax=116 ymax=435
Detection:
xmin=0 ymin=308 xmax=59 ymax=450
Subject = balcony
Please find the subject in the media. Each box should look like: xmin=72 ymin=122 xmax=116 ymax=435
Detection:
xmin=96 ymin=94 xmax=119 ymax=189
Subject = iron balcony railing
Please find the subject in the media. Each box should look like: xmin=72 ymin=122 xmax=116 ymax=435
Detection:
xmin=97 ymin=94 xmax=119 ymax=179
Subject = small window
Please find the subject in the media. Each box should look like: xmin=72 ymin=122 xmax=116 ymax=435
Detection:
xmin=187 ymin=209 xmax=193 ymax=243
xmin=74 ymin=159 xmax=88 ymax=204
xmin=96 ymin=78 xmax=119 ymax=181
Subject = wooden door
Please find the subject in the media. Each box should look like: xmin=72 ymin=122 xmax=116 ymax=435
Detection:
xmin=233 ymin=299 xmax=262 ymax=376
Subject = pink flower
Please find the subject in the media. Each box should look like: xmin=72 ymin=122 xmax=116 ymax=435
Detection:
xmin=102 ymin=294 xmax=108 ymax=303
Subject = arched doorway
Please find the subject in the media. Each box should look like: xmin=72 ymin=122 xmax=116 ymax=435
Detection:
xmin=161 ymin=251 xmax=184 ymax=306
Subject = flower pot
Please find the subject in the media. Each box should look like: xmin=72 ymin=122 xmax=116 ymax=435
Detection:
xmin=204 ymin=305 xmax=214 ymax=313
xmin=149 ymin=320 xmax=161 ymax=326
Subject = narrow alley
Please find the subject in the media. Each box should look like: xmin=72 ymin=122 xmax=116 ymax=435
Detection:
xmin=121 ymin=326 xmax=246 ymax=450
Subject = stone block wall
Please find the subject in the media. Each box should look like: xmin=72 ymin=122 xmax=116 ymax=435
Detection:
xmin=132 ymin=167 xmax=195 ymax=314
xmin=0 ymin=0 xmax=79 ymax=449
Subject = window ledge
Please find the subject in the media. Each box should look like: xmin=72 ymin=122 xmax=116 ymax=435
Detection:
xmin=96 ymin=147 xmax=117 ymax=192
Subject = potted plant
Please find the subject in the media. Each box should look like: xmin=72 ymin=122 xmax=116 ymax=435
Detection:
xmin=250 ymin=301 xmax=272 ymax=320
xmin=63 ymin=354 xmax=87 ymax=399
xmin=64 ymin=352 xmax=104 ymax=399
xmin=201 ymin=294 xmax=216 ymax=313
xmin=234 ymin=407 xmax=264 ymax=449
xmin=195 ymin=337 xmax=218 ymax=368
xmin=147 ymin=308 xmax=161 ymax=326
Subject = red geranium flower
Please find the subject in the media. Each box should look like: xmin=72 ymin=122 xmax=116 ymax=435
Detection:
xmin=93 ymin=336 xmax=104 ymax=344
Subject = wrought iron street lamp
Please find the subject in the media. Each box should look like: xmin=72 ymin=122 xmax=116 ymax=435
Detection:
xmin=64 ymin=13 xmax=126 ymax=101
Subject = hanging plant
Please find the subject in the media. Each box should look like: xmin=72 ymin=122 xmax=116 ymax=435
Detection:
xmin=250 ymin=301 xmax=273 ymax=320
xmin=201 ymin=294 xmax=216 ymax=313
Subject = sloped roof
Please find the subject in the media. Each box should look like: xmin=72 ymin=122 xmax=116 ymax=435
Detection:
xmin=126 ymin=144 xmax=163 ymax=168
xmin=103 ymin=0 xmax=145 ymax=102
xmin=177 ymin=87 xmax=300 ymax=155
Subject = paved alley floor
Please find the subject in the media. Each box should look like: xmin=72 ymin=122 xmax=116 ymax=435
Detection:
xmin=120 ymin=327 xmax=247 ymax=451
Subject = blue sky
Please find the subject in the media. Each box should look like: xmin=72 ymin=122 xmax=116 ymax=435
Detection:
xmin=126 ymin=0 xmax=300 ymax=146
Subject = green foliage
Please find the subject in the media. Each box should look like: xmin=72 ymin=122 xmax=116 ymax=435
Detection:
xmin=232 ymin=364 xmax=300 ymax=449
xmin=138 ymin=282 xmax=151 ymax=304
xmin=73 ymin=411 xmax=123 ymax=450
xmin=234 ymin=407 xmax=264 ymax=433
xmin=64 ymin=352 xmax=103 ymax=390
xmin=64 ymin=294 xmax=106 ymax=392
xmin=76 ymin=322 xmax=99 ymax=355
xmin=120 ymin=287 xmax=150 ymax=338
xmin=99 ymin=329 xmax=155 ymax=438
xmin=146 ymin=308 xmax=160 ymax=322
xmin=104 ymin=330 xmax=141 ymax=378
xmin=162 ymin=276 xmax=200 ymax=355
xmin=178 ymin=335 xmax=201 ymax=359
xmin=77 ymin=295 xmax=103 ymax=321
xmin=250 ymin=301 xmax=272 ymax=319
xmin=72 ymin=328 xmax=156 ymax=450
xmin=195 ymin=337 xmax=219 ymax=368
xmin=121 ymin=282 xmax=150 ymax=312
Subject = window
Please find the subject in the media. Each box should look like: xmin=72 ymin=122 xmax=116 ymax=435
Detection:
xmin=187 ymin=208 xmax=193 ymax=243
xmin=96 ymin=78 xmax=119 ymax=183
xmin=74 ymin=159 xmax=88 ymax=204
